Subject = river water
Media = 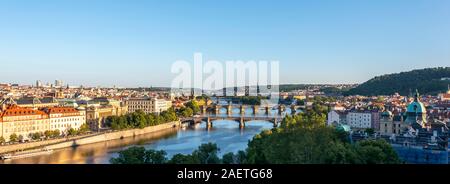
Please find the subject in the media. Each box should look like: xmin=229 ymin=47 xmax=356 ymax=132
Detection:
xmin=1 ymin=107 xmax=293 ymax=164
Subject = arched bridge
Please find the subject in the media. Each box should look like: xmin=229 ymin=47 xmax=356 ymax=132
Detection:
xmin=182 ymin=114 xmax=284 ymax=129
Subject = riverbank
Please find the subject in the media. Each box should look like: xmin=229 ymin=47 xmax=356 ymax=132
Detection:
xmin=0 ymin=121 xmax=180 ymax=155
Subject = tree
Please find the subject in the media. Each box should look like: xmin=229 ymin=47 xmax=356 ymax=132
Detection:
xmin=168 ymin=154 xmax=196 ymax=164
xmin=30 ymin=132 xmax=42 ymax=140
xmin=186 ymin=100 xmax=200 ymax=114
xmin=110 ymin=147 xmax=148 ymax=164
xmin=67 ymin=128 xmax=78 ymax=136
xmin=9 ymin=133 xmax=18 ymax=142
xmin=144 ymin=150 xmax=168 ymax=164
xmin=365 ymin=128 xmax=375 ymax=136
xmin=18 ymin=135 xmax=24 ymax=142
xmin=191 ymin=143 xmax=221 ymax=164
xmin=78 ymin=124 xmax=90 ymax=134
xmin=355 ymin=140 xmax=400 ymax=164
xmin=222 ymin=153 xmax=236 ymax=164
xmin=0 ymin=136 xmax=5 ymax=145
xmin=179 ymin=107 xmax=194 ymax=118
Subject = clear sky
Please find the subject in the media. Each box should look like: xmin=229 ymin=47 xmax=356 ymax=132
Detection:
xmin=0 ymin=0 xmax=449 ymax=87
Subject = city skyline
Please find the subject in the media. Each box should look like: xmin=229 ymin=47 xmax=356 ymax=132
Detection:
xmin=1 ymin=0 xmax=449 ymax=87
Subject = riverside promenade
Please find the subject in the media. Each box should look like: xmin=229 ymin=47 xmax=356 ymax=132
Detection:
xmin=0 ymin=121 xmax=180 ymax=154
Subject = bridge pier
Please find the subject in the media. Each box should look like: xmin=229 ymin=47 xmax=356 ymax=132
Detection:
xmin=265 ymin=106 xmax=270 ymax=115
xmin=227 ymin=104 xmax=232 ymax=116
xmin=240 ymin=105 xmax=245 ymax=115
xmin=240 ymin=117 xmax=245 ymax=129
xmin=201 ymin=105 xmax=207 ymax=114
xmin=252 ymin=105 xmax=259 ymax=115
xmin=206 ymin=117 xmax=213 ymax=129
xmin=214 ymin=105 xmax=220 ymax=114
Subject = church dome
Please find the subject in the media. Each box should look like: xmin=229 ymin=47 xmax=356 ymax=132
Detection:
xmin=406 ymin=90 xmax=426 ymax=114
xmin=381 ymin=110 xmax=392 ymax=117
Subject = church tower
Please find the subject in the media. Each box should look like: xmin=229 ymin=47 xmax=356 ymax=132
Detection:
xmin=405 ymin=90 xmax=427 ymax=129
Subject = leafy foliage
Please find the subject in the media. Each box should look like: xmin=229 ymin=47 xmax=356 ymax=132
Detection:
xmin=346 ymin=67 xmax=450 ymax=96
xmin=106 ymin=108 xmax=178 ymax=131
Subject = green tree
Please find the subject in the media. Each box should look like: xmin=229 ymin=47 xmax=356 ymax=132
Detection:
xmin=78 ymin=124 xmax=90 ymax=134
xmin=191 ymin=143 xmax=221 ymax=164
xmin=222 ymin=153 xmax=235 ymax=164
xmin=0 ymin=136 xmax=5 ymax=145
xmin=9 ymin=133 xmax=18 ymax=142
xmin=30 ymin=132 xmax=42 ymax=140
xmin=186 ymin=100 xmax=200 ymax=114
xmin=110 ymin=147 xmax=148 ymax=164
xmin=67 ymin=128 xmax=78 ymax=136
xmin=355 ymin=140 xmax=400 ymax=164
xmin=168 ymin=154 xmax=196 ymax=164
xmin=365 ymin=128 xmax=375 ymax=136
xmin=144 ymin=150 xmax=168 ymax=164
xmin=179 ymin=107 xmax=194 ymax=118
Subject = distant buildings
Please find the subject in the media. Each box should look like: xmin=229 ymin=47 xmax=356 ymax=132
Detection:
xmin=126 ymin=97 xmax=172 ymax=114
xmin=55 ymin=80 xmax=64 ymax=87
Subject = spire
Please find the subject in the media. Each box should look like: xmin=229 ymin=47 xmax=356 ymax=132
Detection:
xmin=414 ymin=89 xmax=420 ymax=102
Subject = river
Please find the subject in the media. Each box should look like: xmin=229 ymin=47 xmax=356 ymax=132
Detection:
xmin=1 ymin=107 xmax=294 ymax=164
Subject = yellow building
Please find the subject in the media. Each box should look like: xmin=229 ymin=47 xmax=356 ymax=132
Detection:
xmin=0 ymin=105 xmax=50 ymax=142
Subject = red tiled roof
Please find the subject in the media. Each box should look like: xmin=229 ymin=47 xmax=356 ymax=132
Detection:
xmin=44 ymin=107 xmax=79 ymax=114
xmin=0 ymin=105 xmax=48 ymax=118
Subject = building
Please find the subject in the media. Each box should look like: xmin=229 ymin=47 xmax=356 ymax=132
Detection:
xmin=154 ymin=98 xmax=172 ymax=114
xmin=439 ymin=86 xmax=450 ymax=101
xmin=0 ymin=105 xmax=50 ymax=142
xmin=0 ymin=97 xmax=59 ymax=110
xmin=15 ymin=97 xmax=59 ymax=109
xmin=379 ymin=111 xmax=407 ymax=136
xmin=36 ymin=80 xmax=42 ymax=88
xmin=43 ymin=107 xmax=86 ymax=134
xmin=126 ymin=97 xmax=171 ymax=114
xmin=327 ymin=110 xmax=347 ymax=126
xmin=85 ymin=98 xmax=128 ymax=131
xmin=55 ymin=80 xmax=63 ymax=87
xmin=405 ymin=90 xmax=427 ymax=129
xmin=347 ymin=111 xmax=373 ymax=129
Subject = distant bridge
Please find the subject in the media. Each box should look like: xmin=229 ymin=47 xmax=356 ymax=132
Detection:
xmin=182 ymin=115 xmax=283 ymax=129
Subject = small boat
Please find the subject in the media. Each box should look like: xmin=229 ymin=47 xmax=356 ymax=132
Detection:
xmin=0 ymin=154 xmax=12 ymax=160
xmin=2 ymin=148 xmax=54 ymax=160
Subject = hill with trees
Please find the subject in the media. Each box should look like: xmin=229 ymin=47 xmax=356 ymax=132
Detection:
xmin=345 ymin=67 xmax=450 ymax=96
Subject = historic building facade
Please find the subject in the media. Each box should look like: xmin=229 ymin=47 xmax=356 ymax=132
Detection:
xmin=43 ymin=107 xmax=86 ymax=134
xmin=0 ymin=105 xmax=50 ymax=142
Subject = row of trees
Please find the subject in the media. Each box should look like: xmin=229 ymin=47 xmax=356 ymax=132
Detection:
xmin=105 ymin=108 xmax=178 ymax=130
xmin=110 ymin=143 xmax=244 ymax=164
xmin=1 ymin=127 xmax=84 ymax=144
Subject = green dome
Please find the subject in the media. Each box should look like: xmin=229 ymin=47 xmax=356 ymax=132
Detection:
xmin=407 ymin=90 xmax=426 ymax=114
xmin=407 ymin=101 xmax=426 ymax=113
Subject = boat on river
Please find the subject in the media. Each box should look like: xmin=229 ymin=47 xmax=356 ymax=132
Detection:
xmin=1 ymin=148 xmax=53 ymax=160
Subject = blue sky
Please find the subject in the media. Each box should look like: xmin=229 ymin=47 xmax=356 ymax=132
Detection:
xmin=0 ymin=0 xmax=449 ymax=87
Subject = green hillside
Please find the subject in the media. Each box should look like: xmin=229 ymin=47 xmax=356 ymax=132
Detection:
xmin=345 ymin=67 xmax=450 ymax=96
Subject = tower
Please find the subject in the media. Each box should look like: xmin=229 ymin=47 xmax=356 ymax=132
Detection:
xmin=405 ymin=90 xmax=427 ymax=129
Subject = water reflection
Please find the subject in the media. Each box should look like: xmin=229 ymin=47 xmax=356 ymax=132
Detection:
xmin=1 ymin=120 xmax=273 ymax=164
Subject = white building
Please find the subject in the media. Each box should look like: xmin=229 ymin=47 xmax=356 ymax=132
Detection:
xmin=347 ymin=111 xmax=372 ymax=129
xmin=126 ymin=97 xmax=172 ymax=114
xmin=327 ymin=110 xmax=348 ymax=126
xmin=44 ymin=107 xmax=86 ymax=134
